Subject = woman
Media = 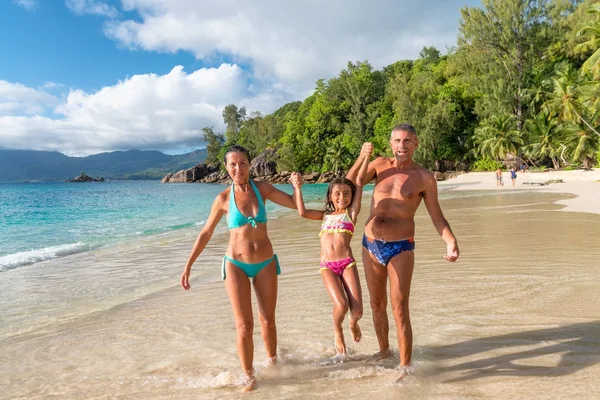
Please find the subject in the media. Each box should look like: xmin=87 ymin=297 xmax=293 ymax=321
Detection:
xmin=180 ymin=145 xmax=296 ymax=391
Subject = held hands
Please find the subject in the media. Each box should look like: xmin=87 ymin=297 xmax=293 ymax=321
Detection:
xmin=289 ymin=172 xmax=303 ymax=189
xmin=444 ymin=241 xmax=460 ymax=262
xmin=360 ymin=142 xmax=374 ymax=159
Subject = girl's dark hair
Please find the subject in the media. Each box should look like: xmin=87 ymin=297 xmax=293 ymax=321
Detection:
xmin=324 ymin=177 xmax=356 ymax=213
xmin=223 ymin=145 xmax=251 ymax=164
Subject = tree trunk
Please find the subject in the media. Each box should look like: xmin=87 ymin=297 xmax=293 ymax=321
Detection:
xmin=551 ymin=156 xmax=560 ymax=170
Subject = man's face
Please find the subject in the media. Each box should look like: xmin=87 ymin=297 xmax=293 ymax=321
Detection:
xmin=389 ymin=130 xmax=418 ymax=161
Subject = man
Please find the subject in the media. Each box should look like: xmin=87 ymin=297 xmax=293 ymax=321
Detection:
xmin=346 ymin=123 xmax=459 ymax=381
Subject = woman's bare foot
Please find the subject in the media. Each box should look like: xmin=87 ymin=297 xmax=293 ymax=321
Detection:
xmin=349 ymin=318 xmax=362 ymax=343
xmin=335 ymin=331 xmax=347 ymax=356
xmin=266 ymin=355 xmax=277 ymax=367
xmin=241 ymin=369 xmax=256 ymax=392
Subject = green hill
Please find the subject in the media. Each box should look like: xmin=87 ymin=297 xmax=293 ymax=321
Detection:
xmin=0 ymin=149 xmax=207 ymax=181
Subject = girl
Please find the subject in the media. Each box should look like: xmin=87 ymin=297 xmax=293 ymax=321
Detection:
xmin=290 ymin=164 xmax=368 ymax=356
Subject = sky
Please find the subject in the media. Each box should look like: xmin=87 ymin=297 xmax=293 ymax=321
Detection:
xmin=0 ymin=0 xmax=481 ymax=156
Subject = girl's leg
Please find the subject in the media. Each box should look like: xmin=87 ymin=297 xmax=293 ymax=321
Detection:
xmin=341 ymin=265 xmax=363 ymax=343
xmin=253 ymin=259 xmax=279 ymax=365
xmin=321 ymin=269 xmax=349 ymax=355
xmin=224 ymin=261 xmax=255 ymax=390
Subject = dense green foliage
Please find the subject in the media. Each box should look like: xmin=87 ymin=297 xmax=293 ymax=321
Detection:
xmin=204 ymin=0 xmax=599 ymax=172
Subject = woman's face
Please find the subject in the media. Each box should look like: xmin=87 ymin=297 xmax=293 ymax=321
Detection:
xmin=225 ymin=151 xmax=250 ymax=183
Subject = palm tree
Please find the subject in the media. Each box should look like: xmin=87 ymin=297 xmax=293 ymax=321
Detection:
xmin=473 ymin=115 xmax=524 ymax=160
xmin=576 ymin=3 xmax=600 ymax=80
xmin=324 ymin=139 xmax=352 ymax=175
xmin=542 ymin=64 xmax=600 ymax=137
xmin=522 ymin=112 xmax=563 ymax=169
xmin=564 ymin=123 xmax=600 ymax=169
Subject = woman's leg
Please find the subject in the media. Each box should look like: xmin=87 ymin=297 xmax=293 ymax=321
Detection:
xmin=224 ymin=261 xmax=255 ymax=387
xmin=253 ymin=258 xmax=279 ymax=364
xmin=341 ymin=265 xmax=363 ymax=343
xmin=321 ymin=269 xmax=349 ymax=355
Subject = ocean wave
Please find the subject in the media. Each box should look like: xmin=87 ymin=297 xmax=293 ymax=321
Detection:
xmin=0 ymin=242 xmax=90 ymax=272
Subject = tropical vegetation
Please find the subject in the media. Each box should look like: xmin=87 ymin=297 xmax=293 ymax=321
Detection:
xmin=203 ymin=0 xmax=600 ymax=172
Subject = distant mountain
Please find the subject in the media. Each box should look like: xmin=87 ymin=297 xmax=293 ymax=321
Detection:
xmin=0 ymin=149 xmax=207 ymax=181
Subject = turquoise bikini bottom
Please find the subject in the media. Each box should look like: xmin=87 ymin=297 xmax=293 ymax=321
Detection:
xmin=222 ymin=254 xmax=281 ymax=280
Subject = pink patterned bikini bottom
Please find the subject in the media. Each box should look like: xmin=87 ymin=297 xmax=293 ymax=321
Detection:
xmin=319 ymin=257 xmax=356 ymax=276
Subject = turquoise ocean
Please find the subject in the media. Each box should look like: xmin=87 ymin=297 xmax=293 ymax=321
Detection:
xmin=0 ymin=180 xmax=327 ymax=272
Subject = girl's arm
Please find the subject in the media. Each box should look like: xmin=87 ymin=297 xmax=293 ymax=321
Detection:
xmin=291 ymin=172 xmax=325 ymax=221
xmin=348 ymin=151 xmax=370 ymax=222
xmin=181 ymin=193 xmax=226 ymax=290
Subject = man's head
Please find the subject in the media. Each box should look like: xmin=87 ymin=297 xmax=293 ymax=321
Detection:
xmin=389 ymin=124 xmax=418 ymax=161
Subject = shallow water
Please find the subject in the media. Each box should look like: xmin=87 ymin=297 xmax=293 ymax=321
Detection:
xmin=1 ymin=190 xmax=600 ymax=399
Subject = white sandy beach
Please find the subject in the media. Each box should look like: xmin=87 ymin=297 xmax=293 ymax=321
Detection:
xmin=439 ymin=168 xmax=600 ymax=215
xmin=2 ymin=172 xmax=600 ymax=399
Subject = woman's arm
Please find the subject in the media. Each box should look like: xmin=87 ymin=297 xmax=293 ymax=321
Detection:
xmin=260 ymin=180 xmax=297 ymax=209
xmin=181 ymin=193 xmax=226 ymax=290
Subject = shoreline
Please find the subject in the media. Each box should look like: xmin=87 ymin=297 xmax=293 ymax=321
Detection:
xmin=439 ymin=168 xmax=600 ymax=215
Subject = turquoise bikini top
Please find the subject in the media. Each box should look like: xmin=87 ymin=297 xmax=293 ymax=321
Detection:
xmin=227 ymin=181 xmax=268 ymax=229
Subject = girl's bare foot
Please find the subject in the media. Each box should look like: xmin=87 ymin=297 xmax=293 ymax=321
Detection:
xmin=349 ymin=318 xmax=362 ymax=343
xmin=335 ymin=331 xmax=347 ymax=356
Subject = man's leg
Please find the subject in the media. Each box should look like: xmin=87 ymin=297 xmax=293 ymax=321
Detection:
xmin=387 ymin=250 xmax=415 ymax=368
xmin=362 ymin=246 xmax=390 ymax=358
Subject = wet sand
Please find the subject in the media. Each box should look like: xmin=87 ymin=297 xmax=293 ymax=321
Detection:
xmin=1 ymin=187 xmax=600 ymax=399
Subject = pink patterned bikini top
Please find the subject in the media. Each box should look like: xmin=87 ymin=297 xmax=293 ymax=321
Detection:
xmin=319 ymin=211 xmax=355 ymax=237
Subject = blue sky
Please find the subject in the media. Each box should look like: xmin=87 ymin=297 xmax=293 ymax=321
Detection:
xmin=0 ymin=0 xmax=480 ymax=156
xmin=0 ymin=1 xmax=203 ymax=91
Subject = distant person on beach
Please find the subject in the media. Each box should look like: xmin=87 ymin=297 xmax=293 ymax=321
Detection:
xmin=346 ymin=124 xmax=460 ymax=382
xmin=510 ymin=167 xmax=517 ymax=188
xmin=289 ymin=153 xmax=369 ymax=357
xmin=180 ymin=145 xmax=298 ymax=392
xmin=496 ymin=168 xmax=504 ymax=187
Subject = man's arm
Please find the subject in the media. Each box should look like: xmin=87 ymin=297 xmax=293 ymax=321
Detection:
xmin=346 ymin=142 xmax=376 ymax=186
xmin=422 ymin=171 xmax=459 ymax=262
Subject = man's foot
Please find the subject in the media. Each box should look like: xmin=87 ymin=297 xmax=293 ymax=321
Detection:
xmin=366 ymin=348 xmax=392 ymax=362
xmin=393 ymin=364 xmax=415 ymax=384
xmin=335 ymin=331 xmax=347 ymax=356
xmin=349 ymin=318 xmax=362 ymax=343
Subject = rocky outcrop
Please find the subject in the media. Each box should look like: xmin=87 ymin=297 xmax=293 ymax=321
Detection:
xmin=65 ymin=173 xmax=104 ymax=182
xmin=250 ymin=148 xmax=277 ymax=177
xmin=161 ymin=163 xmax=218 ymax=183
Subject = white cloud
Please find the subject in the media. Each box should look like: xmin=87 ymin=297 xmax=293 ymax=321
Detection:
xmin=106 ymin=0 xmax=477 ymax=88
xmin=5 ymin=1 xmax=479 ymax=155
xmin=0 ymin=81 xmax=59 ymax=116
xmin=14 ymin=0 xmax=37 ymax=10
xmin=0 ymin=65 xmax=292 ymax=156
xmin=65 ymin=0 xmax=119 ymax=18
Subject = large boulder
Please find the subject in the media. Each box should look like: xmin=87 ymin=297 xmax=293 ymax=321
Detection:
xmin=250 ymin=148 xmax=277 ymax=177
xmin=162 ymin=163 xmax=217 ymax=183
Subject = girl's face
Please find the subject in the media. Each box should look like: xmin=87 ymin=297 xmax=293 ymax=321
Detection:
xmin=330 ymin=184 xmax=352 ymax=211
xmin=225 ymin=152 xmax=250 ymax=183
